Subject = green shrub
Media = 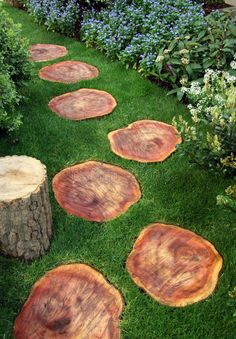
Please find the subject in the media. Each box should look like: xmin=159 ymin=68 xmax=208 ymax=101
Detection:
xmin=0 ymin=5 xmax=31 ymax=133
xmin=217 ymin=185 xmax=236 ymax=211
xmin=141 ymin=10 xmax=236 ymax=100
xmin=173 ymin=66 xmax=236 ymax=176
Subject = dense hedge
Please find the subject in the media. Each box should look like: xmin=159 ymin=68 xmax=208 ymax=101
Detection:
xmin=0 ymin=5 xmax=32 ymax=133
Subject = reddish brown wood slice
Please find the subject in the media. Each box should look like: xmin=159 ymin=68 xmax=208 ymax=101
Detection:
xmin=48 ymin=89 xmax=117 ymax=121
xmin=127 ymin=223 xmax=223 ymax=307
xmin=52 ymin=161 xmax=141 ymax=222
xmin=29 ymin=44 xmax=68 ymax=62
xmin=14 ymin=264 xmax=123 ymax=339
xmin=108 ymin=120 xmax=182 ymax=162
xmin=39 ymin=61 xmax=99 ymax=83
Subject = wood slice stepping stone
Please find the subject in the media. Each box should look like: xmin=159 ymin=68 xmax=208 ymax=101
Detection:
xmin=48 ymin=89 xmax=117 ymax=121
xmin=0 ymin=156 xmax=52 ymax=261
xmin=29 ymin=44 xmax=68 ymax=62
xmin=108 ymin=120 xmax=182 ymax=163
xmin=14 ymin=264 xmax=123 ymax=338
xmin=52 ymin=161 xmax=141 ymax=222
xmin=126 ymin=223 xmax=223 ymax=307
xmin=39 ymin=60 xmax=99 ymax=83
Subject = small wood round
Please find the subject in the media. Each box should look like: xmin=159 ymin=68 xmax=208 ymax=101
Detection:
xmin=39 ymin=60 xmax=99 ymax=83
xmin=108 ymin=120 xmax=182 ymax=162
xmin=126 ymin=223 xmax=223 ymax=307
xmin=14 ymin=264 xmax=123 ymax=339
xmin=52 ymin=161 xmax=141 ymax=222
xmin=0 ymin=156 xmax=52 ymax=261
xmin=48 ymin=89 xmax=117 ymax=121
xmin=29 ymin=44 xmax=68 ymax=62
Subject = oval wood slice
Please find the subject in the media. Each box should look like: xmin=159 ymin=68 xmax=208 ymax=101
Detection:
xmin=108 ymin=120 xmax=182 ymax=162
xmin=39 ymin=60 xmax=99 ymax=83
xmin=48 ymin=89 xmax=117 ymax=121
xmin=14 ymin=264 xmax=123 ymax=338
xmin=52 ymin=161 xmax=141 ymax=222
xmin=29 ymin=44 xmax=68 ymax=62
xmin=126 ymin=223 xmax=223 ymax=307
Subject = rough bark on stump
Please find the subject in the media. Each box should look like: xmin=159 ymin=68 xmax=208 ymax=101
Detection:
xmin=0 ymin=156 xmax=53 ymax=261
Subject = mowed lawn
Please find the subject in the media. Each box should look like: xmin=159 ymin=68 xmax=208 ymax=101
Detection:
xmin=0 ymin=3 xmax=236 ymax=338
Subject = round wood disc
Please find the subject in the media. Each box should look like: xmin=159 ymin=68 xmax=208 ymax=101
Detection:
xmin=126 ymin=223 xmax=223 ymax=307
xmin=0 ymin=156 xmax=46 ymax=202
xmin=48 ymin=89 xmax=117 ymax=121
xmin=14 ymin=264 xmax=123 ymax=338
xmin=52 ymin=161 xmax=141 ymax=222
xmin=39 ymin=61 xmax=99 ymax=83
xmin=29 ymin=44 xmax=68 ymax=62
xmin=108 ymin=120 xmax=182 ymax=162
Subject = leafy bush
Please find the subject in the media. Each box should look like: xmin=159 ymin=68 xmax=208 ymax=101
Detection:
xmin=173 ymin=66 xmax=236 ymax=176
xmin=217 ymin=185 xmax=236 ymax=211
xmin=81 ymin=0 xmax=205 ymax=62
xmin=140 ymin=10 xmax=236 ymax=100
xmin=0 ymin=6 xmax=31 ymax=133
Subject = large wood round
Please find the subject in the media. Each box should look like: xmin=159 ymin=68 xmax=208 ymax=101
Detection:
xmin=29 ymin=44 xmax=68 ymax=62
xmin=48 ymin=89 xmax=117 ymax=121
xmin=14 ymin=264 xmax=123 ymax=338
xmin=52 ymin=161 xmax=141 ymax=222
xmin=108 ymin=120 xmax=182 ymax=162
xmin=126 ymin=223 xmax=223 ymax=307
xmin=39 ymin=61 xmax=99 ymax=83
xmin=0 ymin=156 xmax=52 ymax=261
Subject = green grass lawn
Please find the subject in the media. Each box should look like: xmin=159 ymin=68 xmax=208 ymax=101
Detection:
xmin=1 ymin=3 xmax=236 ymax=338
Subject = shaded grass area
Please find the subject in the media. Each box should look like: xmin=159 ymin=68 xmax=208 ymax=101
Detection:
xmin=1 ymin=3 xmax=236 ymax=338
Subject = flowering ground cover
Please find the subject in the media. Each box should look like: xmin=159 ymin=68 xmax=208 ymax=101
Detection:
xmin=0 ymin=3 xmax=236 ymax=338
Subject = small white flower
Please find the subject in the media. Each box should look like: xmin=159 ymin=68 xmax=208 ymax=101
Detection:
xmin=181 ymin=57 xmax=189 ymax=65
xmin=156 ymin=55 xmax=164 ymax=63
xmin=179 ymin=49 xmax=189 ymax=55
xmin=230 ymin=61 xmax=236 ymax=70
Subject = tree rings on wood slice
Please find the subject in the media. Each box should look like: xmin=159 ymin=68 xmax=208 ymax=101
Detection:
xmin=52 ymin=161 xmax=141 ymax=222
xmin=108 ymin=120 xmax=182 ymax=162
xmin=14 ymin=264 xmax=123 ymax=338
xmin=126 ymin=223 xmax=223 ymax=307
xmin=48 ymin=89 xmax=117 ymax=121
xmin=29 ymin=44 xmax=68 ymax=62
xmin=39 ymin=60 xmax=99 ymax=83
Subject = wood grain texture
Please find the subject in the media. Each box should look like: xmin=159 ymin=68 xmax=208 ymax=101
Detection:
xmin=29 ymin=44 xmax=68 ymax=62
xmin=14 ymin=264 xmax=123 ymax=339
xmin=0 ymin=156 xmax=52 ymax=260
xmin=52 ymin=161 xmax=141 ymax=222
xmin=39 ymin=61 xmax=99 ymax=83
xmin=126 ymin=223 xmax=223 ymax=307
xmin=108 ymin=120 xmax=182 ymax=162
xmin=48 ymin=89 xmax=117 ymax=121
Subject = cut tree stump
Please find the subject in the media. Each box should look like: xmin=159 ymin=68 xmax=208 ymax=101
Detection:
xmin=108 ymin=120 xmax=181 ymax=162
xmin=126 ymin=223 xmax=223 ymax=307
xmin=14 ymin=264 xmax=123 ymax=339
xmin=0 ymin=156 xmax=52 ymax=261
xmin=29 ymin=44 xmax=68 ymax=62
xmin=39 ymin=60 xmax=99 ymax=84
xmin=48 ymin=89 xmax=117 ymax=121
xmin=52 ymin=161 xmax=141 ymax=222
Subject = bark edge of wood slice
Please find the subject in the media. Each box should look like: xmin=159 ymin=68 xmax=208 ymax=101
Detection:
xmin=126 ymin=223 xmax=223 ymax=307
xmin=52 ymin=161 xmax=141 ymax=222
xmin=14 ymin=263 xmax=124 ymax=339
xmin=108 ymin=120 xmax=182 ymax=163
xmin=39 ymin=60 xmax=99 ymax=84
xmin=0 ymin=155 xmax=52 ymax=261
xmin=29 ymin=44 xmax=68 ymax=62
xmin=48 ymin=88 xmax=117 ymax=121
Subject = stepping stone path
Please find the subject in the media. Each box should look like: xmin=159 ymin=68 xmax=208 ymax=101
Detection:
xmin=49 ymin=89 xmax=117 ymax=121
xmin=52 ymin=161 xmax=141 ymax=222
xmin=39 ymin=60 xmax=99 ymax=83
xmin=126 ymin=223 xmax=223 ymax=307
xmin=108 ymin=120 xmax=181 ymax=162
xmin=29 ymin=44 xmax=68 ymax=62
xmin=14 ymin=264 xmax=123 ymax=338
